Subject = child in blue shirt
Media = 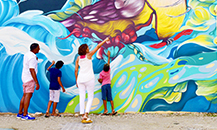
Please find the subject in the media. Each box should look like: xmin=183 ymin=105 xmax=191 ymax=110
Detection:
xmin=45 ymin=60 xmax=65 ymax=117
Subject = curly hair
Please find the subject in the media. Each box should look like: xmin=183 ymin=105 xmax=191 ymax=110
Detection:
xmin=103 ymin=63 xmax=110 ymax=72
xmin=78 ymin=44 xmax=88 ymax=55
xmin=55 ymin=60 xmax=64 ymax=69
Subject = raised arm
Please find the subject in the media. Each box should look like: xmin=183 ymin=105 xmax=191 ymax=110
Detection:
xmin=87 ymin=37 xmax=110 ymax=59
xmin=107 ymin=51 xmax=110 ymax=65
xmin=75 ymin=57 xmax=79 ymax=87
xmin=47 ymin=61 xmax=55 ymax=71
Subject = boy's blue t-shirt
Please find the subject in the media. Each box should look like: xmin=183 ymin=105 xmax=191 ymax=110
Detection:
xmin=49 ymin=68 xmax=62 ymax=90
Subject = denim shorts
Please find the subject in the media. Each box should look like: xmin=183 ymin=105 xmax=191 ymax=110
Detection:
xmin=101 ymin=84 xmax=113 ymax=101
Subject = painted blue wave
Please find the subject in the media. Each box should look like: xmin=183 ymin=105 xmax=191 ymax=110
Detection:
xmin=0 ymin=0 xmax=106 ymax=113
xmin=0 ymin=0 xmax=19 ymax=26
xmin=0 ymin=43 xmax=75 ymax=113
xmin=0 ymin=1 xmax=75 ymax=113
xmin=141 ymin=80 xmax=198 ymax=112
xmin=174 ymin=43 xmax=216 ymax=59
xmin=141 ymin=80 xmax=217 ymax=112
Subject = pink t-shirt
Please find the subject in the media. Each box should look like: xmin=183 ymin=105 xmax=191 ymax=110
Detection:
xmin=99 ymin=70 xmax=111 ymax=86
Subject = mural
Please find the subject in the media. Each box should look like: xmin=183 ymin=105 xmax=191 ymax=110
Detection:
xmin=0 ymin=0 xmax=217 ymax=114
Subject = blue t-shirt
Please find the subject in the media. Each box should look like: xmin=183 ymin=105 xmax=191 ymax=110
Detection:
xmin=49 ymin=68 xmax=62 ymax=90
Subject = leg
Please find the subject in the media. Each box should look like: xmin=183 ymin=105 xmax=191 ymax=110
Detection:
xmin=103 ymin=100 xmax=108 ymax=114
xmin=78 ymin=83 xmax=86 ymax=115
xmin=46 ymin=101 xmax=53 ymax=116
xmin=47 ymin=90 xmax=54 ymax=116
xmin=110 ymin=100 xmax=117 ymax=115
xmin=18 ymin=94 xmax=26 ymax=114
xmin=19 ymin=80 xmax=35 ymax=120
xmin=107 ymin=84 xmax=116 ymax=114
xmin=80 ymin=80 xmax=94 ymax=124
xmin=52 ymin=102 xmax=58 ymax=116
xmin=85 ymin=79 xmax=95 ymax=114
xmin=110 ymin=100 xmax=115 ymax=112
xmin=50 ymin=89 xmax=61 ymax=116
xmin=23 ymin=93 xmax=33 ymax=116
xmin=101 ymin=85 xmax=108 ymax=114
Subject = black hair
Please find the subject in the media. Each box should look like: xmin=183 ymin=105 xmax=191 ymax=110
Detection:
xmin=55 ymin=60 xmax=64 ymax=69
xmin=30 ymin=43 xmax=39 ymax=51
xmin=103 ymin=63 xmax=110 ymax=72
xmin=78 ymin=44 xmax=88 ymax=55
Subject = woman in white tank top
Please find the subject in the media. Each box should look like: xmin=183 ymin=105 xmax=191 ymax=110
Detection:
xmin=75 ymin=37 xmax=110 ymax=123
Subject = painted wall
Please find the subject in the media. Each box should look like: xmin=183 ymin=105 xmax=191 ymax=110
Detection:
xmin=0 ymin=0 xmax=217 ymax=113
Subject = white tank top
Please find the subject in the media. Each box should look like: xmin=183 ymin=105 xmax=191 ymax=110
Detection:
xmin=77 ymin=55 xmax=95 ymax=83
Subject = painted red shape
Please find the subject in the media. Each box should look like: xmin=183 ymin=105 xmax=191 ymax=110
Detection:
xmin=73 ymin=28 xmax=82 ymax=37
xmin=173 ymin=29 xmax=193 ymax=40
xmin=149 ymin=42 xmax=167 ymax=49
xmin=123 ymin=34 xmax=130 ymax=43
xmin=149 ymin=29 xmax=193 ymax=49
xmin=130 ymin=35 xmax=137 ymax=43
xmin=115 ymin=35 xmax=121 ymax=45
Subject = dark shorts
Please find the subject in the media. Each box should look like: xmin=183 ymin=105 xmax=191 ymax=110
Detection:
xmin=101 ymin=84 xmax=113 ymax=101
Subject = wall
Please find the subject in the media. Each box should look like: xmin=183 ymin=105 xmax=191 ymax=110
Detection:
xmin=0 ymin=0 xmax=217 ymax=113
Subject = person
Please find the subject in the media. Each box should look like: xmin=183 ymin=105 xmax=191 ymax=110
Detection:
xmin=98 ymin=51 xmax=117 ymax=115
xmin=17 ymin=43 xmax=40 ymax=120
xmin=45 ymin=60 xmax=65 ymax=117
xmin=75 ymin=37 xmax=110 ymax=123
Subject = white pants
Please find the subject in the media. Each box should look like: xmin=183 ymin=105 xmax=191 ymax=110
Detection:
xmin=78 ymin=78 xmax=95 ymax=114
xmin=49 ymin=89 xmax=60 ymax=102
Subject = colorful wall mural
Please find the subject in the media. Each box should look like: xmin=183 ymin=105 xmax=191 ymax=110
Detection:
xmin=0 ymin=0 xmax=217 ymax=114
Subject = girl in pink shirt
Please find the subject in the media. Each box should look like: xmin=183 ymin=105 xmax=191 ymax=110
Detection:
xmin=98 ymin=51 xmax=117 ymax=115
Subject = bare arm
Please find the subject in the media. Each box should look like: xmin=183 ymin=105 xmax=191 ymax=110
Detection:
xmin=107 ymin=51 xmax=110 ymax=65
xmin=75 ymin=57 xmax=79 ymax=87
xmin=58 ymin=77 xmax=65 ymax=92
xmin=47 ymin=61 xmax=55 ymax=71
xmin=87 ymin=37 xmax=110 ymax=59
xmin=30 ymin=68 xmax=40 ymax=90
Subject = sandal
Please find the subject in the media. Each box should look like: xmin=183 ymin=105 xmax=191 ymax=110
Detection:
xmin=102 ymin=112 xmax=110 ymax=115
xmin=82 ymin=115 xmax=87 ymax=120
xmin=81 ymin=118 xmax=92 ymax=123
xmin=111 ymin=111 xmax=117 ymax=115
xmin=45 ymin=113 xmax=50 ymax=118
xmin=51 ymin=114 xmax=61 ymax=117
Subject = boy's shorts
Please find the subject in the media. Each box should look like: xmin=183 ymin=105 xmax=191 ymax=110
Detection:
xmin=101 ymin=84 xmax=113 ymax=101
xmin=23 ymin=80 xmax=35 ymax=93
xmin=49 ymin=89 xmax=60 ymax=102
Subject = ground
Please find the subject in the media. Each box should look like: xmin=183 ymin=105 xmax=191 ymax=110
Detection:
xmin=0 ymin=112 xmax=217 ymax=130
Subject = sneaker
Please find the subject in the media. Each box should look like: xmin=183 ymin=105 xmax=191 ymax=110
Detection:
xmin=21 ymin=114 xmax=35 ymax=120
xmin=16 ymin=113 xmax=23 ymax=119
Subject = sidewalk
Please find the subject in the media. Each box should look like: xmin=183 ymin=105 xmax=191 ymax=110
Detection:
xmin=0 ymin=112 xmax=217 ymax=130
